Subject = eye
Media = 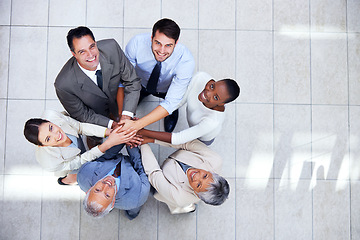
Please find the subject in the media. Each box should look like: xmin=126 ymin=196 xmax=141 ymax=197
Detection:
xmin=165 ymin=44 xmax=172 ymax=47
xmin=197 ymin=183 xmax=201 ymax=188
xmin=204 ymin=174 xmax=208 ymax=179
xmin=94 ymin=188 xmax=100 ymax=192
xmin=106 ymin=193 xmax=111 ymax=198
xmin=214 ymin=95 xmax=219 ymax=101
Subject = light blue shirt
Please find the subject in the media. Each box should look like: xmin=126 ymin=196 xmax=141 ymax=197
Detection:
xmin=125 ymin=33 xmax=195 ymax=114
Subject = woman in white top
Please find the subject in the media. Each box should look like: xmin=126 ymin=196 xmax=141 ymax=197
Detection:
xmin=24 ymin=110 xmax=137 ymax=185
xmin=138 ymin=72 xmax=240 ymax=145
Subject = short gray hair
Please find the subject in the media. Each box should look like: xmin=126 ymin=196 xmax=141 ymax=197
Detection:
xmin=197 ymin=172 xmax=229 ymax=206
xmin=83 ymin=188 xmax=115 ymax=218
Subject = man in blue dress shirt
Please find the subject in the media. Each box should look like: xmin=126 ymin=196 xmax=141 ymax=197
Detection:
xmin=124 ymin=18 xmax=195 ymax=132
xmin=77 ymin=145 xmax=150 ymax=219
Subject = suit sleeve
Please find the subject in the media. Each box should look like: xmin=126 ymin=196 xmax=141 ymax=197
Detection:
xmin=114 ymin=40 xmax=141 ymax=114
xmin=140 ymin=144 xmax=193 ymax=207
xmin=55 ymin=86 xmax=110 ymax=127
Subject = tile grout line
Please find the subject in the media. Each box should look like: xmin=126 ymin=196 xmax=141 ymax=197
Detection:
xmin=271 ymin=0 xmax=276 ymax=239
xmin=308 ymin=0 xmax=314 ymax=239
xmin=234 ymin=0 xmax=237 ymax=238
xmin=345 ymin=0 xmax=352 ymax=239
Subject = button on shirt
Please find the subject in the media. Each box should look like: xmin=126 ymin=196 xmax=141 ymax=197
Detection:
xmin=125 ymin=33 xmax=195 ymax=114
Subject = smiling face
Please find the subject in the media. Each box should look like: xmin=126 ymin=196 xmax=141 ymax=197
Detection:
xmin=187 ymin=168 xmax=213 ymax=194
xmin=198 ymin=80 xmax=230 ymax=110
xmin=88 ymin=176 xmax=117 ymax=211
xmin=38 ymin=122 xmax=68 ymax=147
xmin=151 ymin=30 xmax=177 ymax=62
xmin=71 ymin=35 xmax=99 ymax=71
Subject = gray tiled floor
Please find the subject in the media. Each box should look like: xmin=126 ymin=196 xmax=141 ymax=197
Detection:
xmin=1 ymin=0 xmax=360 ymax=239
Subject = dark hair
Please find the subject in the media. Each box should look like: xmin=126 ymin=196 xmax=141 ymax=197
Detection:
xmin=197 ymin=172 xmax=230 ymax=206
xmin=220 ymin=79 xmax=240 ymax=104
xmin=67 ymin=26 xmax=95 ymax=52
xmin=24 ymin=118 xmax=49 ymax=146
xmin=152 ymin=18 xmax=180 ymax=42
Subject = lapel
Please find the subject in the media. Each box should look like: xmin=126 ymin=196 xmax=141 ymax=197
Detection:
xmin=99 ymin=53 xmax=114 ymax=98
xmin=72 ymin=60 xmax=108 ymax=99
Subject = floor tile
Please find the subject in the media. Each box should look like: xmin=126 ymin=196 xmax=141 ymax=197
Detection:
xmin=236 ymin=31 xmax=273 ymax=103
xmin=199 ymin=30 xmax=236 ymax=79
xmin=311 ymin=33 xmax=348 ymax=105
xmin=124 ymin=0 xmax=161 ymax=28
xmin=348 ymin=0 xmax=360 ymax=32
xmin=236 ymin=104 xmax=273 ymax=179
xmin=313 ymin=180 xmax=350 ymax=240
xmin=310 ymin=0 xmax=346 ymax=32
xmin=274 ymin=179 xmax=312 ymax=240
xmin=8 ymin=27 xmax=47 ymax=99
xmin=348 ymin=33 xmax=360 ymax=105
xmin=236 ymin=0 xmax=272 ymax=30
xmin=311 ymin=105 xmax=349 ymax=181
xmin=87 ymin=0 xmax=123 ymax=28
xmin=162 ymin=0 xmax=199 ymax=29
xmin=274 ymin=32 xmax=311 ymax=104
xmin=274 ymin=104 xmax=312 ymax=180
xmin=197 ymin=179 xmax=236 ymax=240
xmin=49 ymin=0 xmax=86 ymax=27
xmin=199 ymin=0 xmax=235 ymax=30
xmin=350 ymin=106 xmax=360 ymax=180
xmin=274 ymin=0 xmax=309 ymax=32
xmin=0 ymin=26 xmax=10 ymax=99
xmin=5 ymin=100 xmax=45 ymax=175
xmin=11 ymin=0 xmax=48 ymax=26
xmin=236 ymin=178 xmax=274 ymax=240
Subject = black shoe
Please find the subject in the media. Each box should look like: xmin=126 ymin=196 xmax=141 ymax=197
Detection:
xmin=125 ymin=209 xmax=140 ymax=220
xmin=57 ymin=177 xmax=70 ymax=186
xmin=164 ymin=109 xmax=178 ymax=132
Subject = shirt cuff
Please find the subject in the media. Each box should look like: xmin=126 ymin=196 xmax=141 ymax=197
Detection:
xmin=108 ymin=120 xmax=113 ymax=129
xmin=122 ymin=110 xmax=134 ymax=118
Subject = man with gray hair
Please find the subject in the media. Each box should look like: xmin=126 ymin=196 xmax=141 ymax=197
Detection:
xmin=77 ymin=144 xmax=150 ymax=219
xmin=140 ymin=138 xmax=229 ymax=214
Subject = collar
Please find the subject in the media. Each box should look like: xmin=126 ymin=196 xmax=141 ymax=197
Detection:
xmin=77 ymin=62 xmax=101 ymax=80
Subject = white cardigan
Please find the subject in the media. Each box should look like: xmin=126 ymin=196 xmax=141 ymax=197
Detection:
xmin=35 ymin=110 xmax=106 ymax=176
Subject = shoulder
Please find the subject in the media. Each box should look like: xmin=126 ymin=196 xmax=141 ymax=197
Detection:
xmin=55 ymin=57 xmax=77 ymax=86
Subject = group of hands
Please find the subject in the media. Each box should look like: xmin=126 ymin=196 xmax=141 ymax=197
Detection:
xmin=105 ymin=115 xmax=151 ymax=149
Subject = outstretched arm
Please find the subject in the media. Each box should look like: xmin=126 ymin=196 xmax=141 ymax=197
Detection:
xmin=137 ymin=129 xmax=172 ymax=144
xmin=120 ymin=105 xmax=169 ymax=131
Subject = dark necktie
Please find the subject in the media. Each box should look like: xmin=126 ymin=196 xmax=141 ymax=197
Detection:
xmin=146 ymin=61 xmax=161 ymax=94
xmin=96 ymin=70 xmax=103 ymax=89
xmin=112 ymin=162 xmax=121 ymax=178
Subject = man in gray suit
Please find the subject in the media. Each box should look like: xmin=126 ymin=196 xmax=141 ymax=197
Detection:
xmin=77 ymin=144 xmax=150 ymax=219
xmin=55 ymin=26 xmax=141 ymax=129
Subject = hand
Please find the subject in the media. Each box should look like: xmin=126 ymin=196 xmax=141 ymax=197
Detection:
xmin=107 ymin=125 xmax=137 ymax=146
xmin=120 ymin=115 xmax=131 ymax=121
xmin=125 ymin=135 xmax=144 ymax=148
xmin=119 ymin=118 xmax=139 ymax=132
xmin=111 ymin=121 xmax=122 ymax=129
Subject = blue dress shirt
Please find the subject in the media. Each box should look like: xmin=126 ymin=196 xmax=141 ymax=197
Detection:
xmin=125 ymin=33 xmax=195 ymax=114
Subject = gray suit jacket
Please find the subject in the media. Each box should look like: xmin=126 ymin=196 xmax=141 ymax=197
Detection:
xmin=55 ymin=39 xmax=141 ymax=127
xmin=77 ymin=146 xmax=150 ymax=211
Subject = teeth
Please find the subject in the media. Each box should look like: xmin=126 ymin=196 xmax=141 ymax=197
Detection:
xmin=87 ymin=56 xmax=96 ymax=61
xmin=57 ymin=132 xmax=62 ymax=141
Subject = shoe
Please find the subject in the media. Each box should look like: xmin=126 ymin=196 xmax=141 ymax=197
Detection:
xmin=125 ymin=209 xmax=140 ymax=220
xmin=164 ymin=109 xmax=178 ymax=132
xmin=57 ymin=177 xmax=70 ymax=186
